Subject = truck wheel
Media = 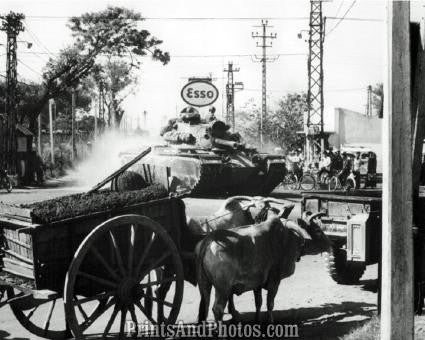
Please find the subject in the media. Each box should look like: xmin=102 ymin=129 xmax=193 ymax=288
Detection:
xmin=326 ymin=246 xmax=366 ymax=284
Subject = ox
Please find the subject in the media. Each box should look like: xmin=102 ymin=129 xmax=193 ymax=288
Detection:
xmin=196 ymin=211 xmax=331 ymax=323
xmin=186 ymin=196 xmax=294 ymax=234
xmin=183 ymin=196 xmax=294 ymax=315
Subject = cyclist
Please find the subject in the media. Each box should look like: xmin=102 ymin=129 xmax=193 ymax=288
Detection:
xmin=337 ymin=152 xmax=352 ymax=186
xmin=353 ymin=152 xmax=363 ymax=189
xmin=318 ymin=150 xmax=332 ymax=180
xmin=287 ymin=150 xmax=303 ymax=180
xmin=332 ymin=149 xmax=343 ymax=172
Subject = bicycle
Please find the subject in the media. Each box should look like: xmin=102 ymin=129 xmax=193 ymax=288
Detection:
xmin=328 ymin=171 xmax=356 ymax=192
xmin=298 ymin=171 xmax=316 ymax=191
xmin=0 ymin=169 xmax=12 ymax=193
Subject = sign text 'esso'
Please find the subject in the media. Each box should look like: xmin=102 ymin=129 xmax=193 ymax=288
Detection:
xmin=181 ymin=81 xmax=219 ymax=107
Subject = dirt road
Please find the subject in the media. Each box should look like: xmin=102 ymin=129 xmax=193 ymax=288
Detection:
xmin=0 ymin=184 xmax=378 ymax=339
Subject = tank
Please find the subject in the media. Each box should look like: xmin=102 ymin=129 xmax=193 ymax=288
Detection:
xmin=121 ymin=109 xmax=287 ymax=196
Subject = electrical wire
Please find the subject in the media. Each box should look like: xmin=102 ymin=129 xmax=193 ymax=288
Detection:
xmin=24 ymin=15 xmax=381 ymax=22
xmin=22 ymin=21 xmax=55 ymax=58
xmin=0 ymin=73 xmax=31 ymax=86
xmin=17 ymin=58 xmax=43 ymax=76
xmin=334 ymin=0 xmax=345 ymax=18
xmin=243 ymin=87 xmax=366 ymax=93
xmin=326 ymin=0 xmax=358 ymax=36
xmin=15 ymin=51 xmax=307 ymax=58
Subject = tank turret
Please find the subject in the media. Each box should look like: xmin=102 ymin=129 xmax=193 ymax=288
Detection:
xmin=132 ymin=107 xmax=287 ymax=196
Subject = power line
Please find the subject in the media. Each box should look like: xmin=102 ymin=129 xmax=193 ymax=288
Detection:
xmin=326 ymin=0 xmax=358 ymax=36
xmin=243 ymin=87 xmax=366 ymax=93
xmin=334 ymin=0 xmax=345 ymax=18
xmin=13 ymin=50 xmax=308 ymax=58
xmin=0 ymin=73 xmax=31 ymax=86
xmin=23 ymin=15 xmax=382 ymax=22
xmin=17 ymin=58 xmax=43 ymax=76
xmin=22 ymin=21 xmax=55 ymax=58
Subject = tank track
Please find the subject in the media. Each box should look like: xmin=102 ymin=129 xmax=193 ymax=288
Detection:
xmin=190 ymin=163 xmax=225 ymax=196
xmin=190 ymin=160 xmax=286 ymax=197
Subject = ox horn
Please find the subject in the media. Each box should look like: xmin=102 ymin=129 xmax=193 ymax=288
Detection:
xmin=263 ymin=197 xmax=289 ymax=205
xmin=223 ymin=196 xmax=256 ymax=208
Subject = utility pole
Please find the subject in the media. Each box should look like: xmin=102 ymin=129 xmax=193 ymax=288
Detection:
xmin=366 ymin=85 xmax=373 ymax=116
xmin=37 ymin=113 xmax=42 ymax=156
xmin=381 ymin=2 xmax=413 ymax=339
xmin=306 ymin=0 xmax=325 ymax=164
xmin=252 ymin=20 xmax=277 ymax=149
xmin=98 ymin=82 xmax=104 ymax=132
xmin=71 ymin=89 xmax=76 ymax=161
xmin=224 ymin=62 xmax=243 ymax=131
xmin=0 ymin=12 xmax=24 ymax=174
xmin=94 ymin=97 xmax=98 ymax=140
xmin=48 ymin=99 xmax=54 ymax=165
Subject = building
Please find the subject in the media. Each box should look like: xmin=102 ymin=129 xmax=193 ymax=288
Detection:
xmin=328 ymin=107 xmax=382 ymax=172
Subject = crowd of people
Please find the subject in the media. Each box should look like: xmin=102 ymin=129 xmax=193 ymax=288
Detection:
xmin=284 ymin=147 xmax=377 ymax=189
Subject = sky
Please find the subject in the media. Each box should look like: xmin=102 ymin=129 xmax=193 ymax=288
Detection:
xmin=0 ymin=0 xmax=414 ymax=132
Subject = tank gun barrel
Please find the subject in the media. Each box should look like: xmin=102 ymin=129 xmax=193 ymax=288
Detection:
xmin=213 ymin=138 xmax=245 ymax=149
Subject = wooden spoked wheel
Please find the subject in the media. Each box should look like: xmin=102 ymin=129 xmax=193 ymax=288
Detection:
xmin=64 ymin=214 xmax=184 ymax=339
xmin=2 ymin=285 xmax=84 ymax=339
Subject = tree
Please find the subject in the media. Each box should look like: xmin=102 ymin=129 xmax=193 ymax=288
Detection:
xmin=371 ymin=83 xmax=383 ymax=118
xmin=85 ymin=59 xmax=138 ymax=127
xmin=236 ymin=93 xmax=306 ymax=152
xmin=26 ymin=6 xmax=169 ymax=132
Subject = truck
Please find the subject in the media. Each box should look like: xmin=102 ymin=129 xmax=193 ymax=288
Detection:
xmin=301 ymin=190 xmax=382 ymax=284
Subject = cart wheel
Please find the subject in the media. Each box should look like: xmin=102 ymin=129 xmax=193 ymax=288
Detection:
xmin=64 ymin=214 xmax=184 ymax=339
xmin=5 ymin=287 xmax=72 ymax=339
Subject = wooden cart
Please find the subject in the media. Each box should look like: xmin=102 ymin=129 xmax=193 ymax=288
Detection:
xmin=0 ymin=194 xmax=189 ymax=339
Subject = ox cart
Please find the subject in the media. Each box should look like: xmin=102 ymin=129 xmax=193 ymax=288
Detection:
xmin=0 ymin=182 xmax=201 ymax=339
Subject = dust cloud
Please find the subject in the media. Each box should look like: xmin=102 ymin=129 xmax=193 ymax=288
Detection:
xmin=67 ymin=130 xmax=161 ymax=189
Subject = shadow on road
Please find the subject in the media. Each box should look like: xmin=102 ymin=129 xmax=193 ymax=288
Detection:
xmin=235 ymin=301 xmax=377 ymax=340
xmin=0 ymin=330 xmax=30 ymax=340
xmin=360 ymin=278 xmax=379 ymax=293
xmin=70 ymin=301 xmax=376 ymax=339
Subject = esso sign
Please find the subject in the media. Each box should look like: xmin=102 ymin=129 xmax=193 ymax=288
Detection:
xmin=181 ymin=81 xmax=219 ymax=107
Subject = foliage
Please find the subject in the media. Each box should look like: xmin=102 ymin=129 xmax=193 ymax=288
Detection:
xmin=86 ymin=59 xmax=139 ymax=127
xmin=53 ymin=113 xmax=104 ymax=133
xmin=236 ymin=93 xmax=306 ymax=153
xmin=36 ymin=6 xmax=170 ymax=130
xmin=371 ymin=83 xmax=383 ymax=117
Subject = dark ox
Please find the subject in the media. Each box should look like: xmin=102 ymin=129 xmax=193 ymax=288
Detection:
xmin=196 ymin=211 xmax=331 ymax=323
xmin=186 ymin=196 xmax=293 ymax=234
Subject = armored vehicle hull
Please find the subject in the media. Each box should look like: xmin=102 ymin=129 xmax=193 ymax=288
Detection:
xmin=121 ymin=145 xmax=286 ymax=196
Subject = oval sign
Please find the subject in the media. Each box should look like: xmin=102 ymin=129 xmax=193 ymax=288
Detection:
xmin=181 ymin=81 xmax=219 ymax=107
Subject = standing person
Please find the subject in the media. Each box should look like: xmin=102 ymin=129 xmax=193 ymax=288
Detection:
xmin=318 ymin=150 xmax=331 ymax=179
xmin=353 ymin=152 xmax=363 ymax=189
xmin=367 ymin=152 xmax=377 ymax=188
xmin=287 ymin=150 xmax=302 ymax=179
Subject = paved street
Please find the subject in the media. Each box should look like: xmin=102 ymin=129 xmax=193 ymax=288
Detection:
xmin=0 ymin=184 xmax=378 ymax=339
